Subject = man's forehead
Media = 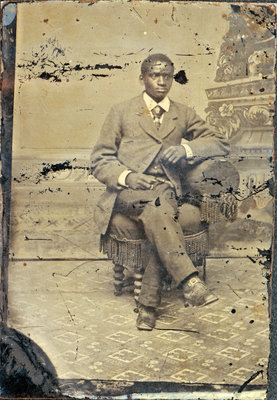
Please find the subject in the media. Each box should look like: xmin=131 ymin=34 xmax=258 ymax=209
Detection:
xmin=147 ymin=61 xmax=173 ymax=72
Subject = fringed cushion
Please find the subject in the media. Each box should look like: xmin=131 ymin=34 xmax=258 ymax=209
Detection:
xmin=200 ymin=193 xmax=238 ymax=223
xmin=182 ymin=159 xmax=239 ymax=222
xmin=101 ymin=229 xmax=208 ymax=271
xmin=100 ymin=234 xmax=148 ymax=272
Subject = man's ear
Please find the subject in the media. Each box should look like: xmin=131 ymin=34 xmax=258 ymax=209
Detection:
xmin=139 ymin=74 xmax=144 ymax=84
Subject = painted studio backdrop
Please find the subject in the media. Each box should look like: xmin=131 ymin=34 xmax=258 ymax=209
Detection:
xmin=5 ymin=1 xmax=275 ymax=397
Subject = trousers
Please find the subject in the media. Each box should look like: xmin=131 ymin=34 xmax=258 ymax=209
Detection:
xmin=114 ymin=181 xmax=199 ymax=307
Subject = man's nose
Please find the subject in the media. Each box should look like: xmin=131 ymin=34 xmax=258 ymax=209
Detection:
xmin=157 ymin=75 xmax=166 ymax=85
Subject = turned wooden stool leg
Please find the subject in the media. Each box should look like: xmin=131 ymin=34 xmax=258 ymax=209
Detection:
xmin=133 ymin=270 xmax=143 ymax=311
xmin=113 ymin=263 xmax=124 ymax=296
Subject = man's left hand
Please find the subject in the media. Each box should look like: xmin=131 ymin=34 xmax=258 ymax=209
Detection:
xmin=161 ymin=145 xmax=187 ymax=165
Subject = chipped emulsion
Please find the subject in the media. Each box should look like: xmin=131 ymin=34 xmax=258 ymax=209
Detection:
xmin=4 ymin=1 xmax=275 ymax=396
xmin=17 ymin=37 xmax=189 ymax=85
xmin=17 ymin=38 xmax=123 ymax=81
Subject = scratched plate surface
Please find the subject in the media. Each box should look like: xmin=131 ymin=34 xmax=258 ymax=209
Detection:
xmin=7 ymin=0 xmax=275 ymax=396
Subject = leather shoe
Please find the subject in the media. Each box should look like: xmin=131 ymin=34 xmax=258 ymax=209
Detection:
xmin=183 ymin=276 xmax=218 ymax=307
xmin=136 ymin=303 xmax=156 ymax=331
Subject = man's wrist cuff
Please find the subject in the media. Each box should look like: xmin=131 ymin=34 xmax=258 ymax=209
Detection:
xmin=182 ymin=143 xmax=193 ymax=160
xmin=118 ymin=169 xmax=133 ymax=187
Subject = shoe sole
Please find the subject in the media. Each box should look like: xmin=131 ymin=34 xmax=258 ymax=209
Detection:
xmin=184 ymin=294 xmax=219 ymax=308
xmin=136 ymin=321 xmax=154 ymax=331
xmin=199 ymin=294 xmax=219 ymax=307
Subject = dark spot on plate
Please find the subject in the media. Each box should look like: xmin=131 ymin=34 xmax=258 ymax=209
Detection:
xmin=155 ymin=197 xmax=161 ymax=207
xmin=174 ymin=70 xmax=188 ymax=85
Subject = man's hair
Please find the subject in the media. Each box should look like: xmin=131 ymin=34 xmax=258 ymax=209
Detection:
xmin=141 ymin=54 xmax=174 ymax=75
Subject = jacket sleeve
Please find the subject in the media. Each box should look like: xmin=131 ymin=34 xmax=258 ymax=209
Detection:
xmin=184 ymin=107 xmax=229 ymax=162
xmin=90 ymin=105 xmax=129 ymax=190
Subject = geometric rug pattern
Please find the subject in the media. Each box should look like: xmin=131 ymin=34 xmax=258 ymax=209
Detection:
xmin=8 ymin=257 xmax=269 ymax=386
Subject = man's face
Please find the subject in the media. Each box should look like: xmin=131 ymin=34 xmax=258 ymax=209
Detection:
xmin=141 ymin=61 xmax=174 ymax=102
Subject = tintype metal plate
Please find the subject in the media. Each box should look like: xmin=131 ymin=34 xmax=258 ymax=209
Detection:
xmin=1 ymin=1 xmax=276 ymax=399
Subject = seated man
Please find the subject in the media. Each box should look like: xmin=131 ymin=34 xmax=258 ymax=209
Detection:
xmin=91 ymin=54 xmax=229 ymax=330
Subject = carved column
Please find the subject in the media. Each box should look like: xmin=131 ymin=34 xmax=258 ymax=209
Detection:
xmin=206 ymin=5 xmax=275 ymax=195
xmin=205 ymin=4 xmax=275 ymax=251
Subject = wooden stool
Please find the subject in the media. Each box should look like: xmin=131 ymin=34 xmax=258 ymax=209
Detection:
xmin=101 ymin=228 xmax=209 ymax=298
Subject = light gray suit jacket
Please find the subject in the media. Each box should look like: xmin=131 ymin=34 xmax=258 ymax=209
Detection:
xmin=91 ymin=94 xmax=229 ymax=234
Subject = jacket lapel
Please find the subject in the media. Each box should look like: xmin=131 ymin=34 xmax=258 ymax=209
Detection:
xmin=137 ymin=96 xmax=177 ymax=141
xmin=138 ymin=110 xmax=160 ymax=141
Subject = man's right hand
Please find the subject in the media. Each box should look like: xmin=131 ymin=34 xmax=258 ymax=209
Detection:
xmin=125 ymin=173 xmax=157 ymax=190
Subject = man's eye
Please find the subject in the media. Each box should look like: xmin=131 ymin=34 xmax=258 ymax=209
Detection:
xmin=149 ymin=73 xmax=172 ymax=79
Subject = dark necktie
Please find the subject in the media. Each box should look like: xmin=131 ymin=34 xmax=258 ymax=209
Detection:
xmin=152 ymin=105 xmax=165 ymax=130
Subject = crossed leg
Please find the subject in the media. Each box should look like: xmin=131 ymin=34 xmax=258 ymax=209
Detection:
xmin=114 ymin=182 xmax=217 ymax=329
xmin=114 ymin=182 xmax=200 ymax=304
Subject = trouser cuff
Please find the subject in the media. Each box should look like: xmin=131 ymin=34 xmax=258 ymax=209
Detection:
xmin=138 ymin=284 xmax=161 ymax=308
xmin=177 ymin=271 xmax=199 ymax=289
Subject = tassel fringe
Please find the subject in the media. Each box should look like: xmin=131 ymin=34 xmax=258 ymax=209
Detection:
xmin=200 ymin=193 xmax=238 ymax=223
xmin=100 ymin=234 xmax=147 ymax=272
xmin=101 ymin=230 xmax=208 ymax=270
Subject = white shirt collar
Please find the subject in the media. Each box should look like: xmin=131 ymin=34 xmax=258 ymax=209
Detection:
xmin=143 ymin=92 xmax=170 ymax=113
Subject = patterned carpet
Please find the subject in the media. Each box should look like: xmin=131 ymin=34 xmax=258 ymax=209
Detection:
xmin=8 ymin=257 xmax=269 ymax=387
